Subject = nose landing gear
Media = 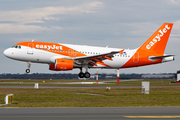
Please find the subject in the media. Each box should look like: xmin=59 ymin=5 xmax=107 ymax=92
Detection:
xmin=26 ymin=69 xmax=30 ymax=73
xmin=26 ymin=62 xmax=31 ymax=73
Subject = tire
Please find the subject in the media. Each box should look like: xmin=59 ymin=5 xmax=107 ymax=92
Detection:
xmin=84 ymin=72 xmax=90 ymax=78
xmin=78 ymin=72 xmax=84 ymax=78
xmin=26 ymin=69 xmax=30 ymax=73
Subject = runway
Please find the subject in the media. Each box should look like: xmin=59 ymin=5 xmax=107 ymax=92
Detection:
xmin=0 ymin=85 xmax=140 ymax=88
xmin=0 ymin=107 xmax=180 ymax=120
xmin=0 ymin=85 xmax=179 ymax=88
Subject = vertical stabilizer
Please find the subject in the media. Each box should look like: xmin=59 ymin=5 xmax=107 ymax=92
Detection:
xmin=121 ymin=23 xmax=174 ymax=68
xmin=139 ymin=23 xmax=173 ymax=54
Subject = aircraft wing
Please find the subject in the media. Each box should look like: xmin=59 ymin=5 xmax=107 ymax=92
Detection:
xmin=74 ymin=51 xmax=119 ymax=60
xmin=71 ymin=51 xmax=120 ymax=67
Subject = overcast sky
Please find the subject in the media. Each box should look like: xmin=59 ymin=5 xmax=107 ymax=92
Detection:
xmin=1 ymin=0 xmax=180 ymax=74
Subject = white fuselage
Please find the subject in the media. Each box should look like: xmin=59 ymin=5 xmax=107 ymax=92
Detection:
xmin=4 ymin=43 xmax=137 ymax=69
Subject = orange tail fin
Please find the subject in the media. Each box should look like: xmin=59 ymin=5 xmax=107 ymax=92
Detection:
xmin=139 ymin=23 xmax=173 ymax=54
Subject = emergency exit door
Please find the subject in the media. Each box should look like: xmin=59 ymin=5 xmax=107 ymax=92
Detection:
xmin=133 ymin=52 xmax=139 ymax=63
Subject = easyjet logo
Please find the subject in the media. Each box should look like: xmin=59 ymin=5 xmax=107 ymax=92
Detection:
xmin=146 ymin=25 xmax=170 ymax=50
xmin=36 ymin=44 xmax=63 ymax=50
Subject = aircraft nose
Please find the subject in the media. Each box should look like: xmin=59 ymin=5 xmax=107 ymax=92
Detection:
xmin=3 ymin=49 xmax=11 ymax=58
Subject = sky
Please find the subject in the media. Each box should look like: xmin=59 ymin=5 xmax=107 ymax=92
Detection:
xmin=0 ymin=0 xmax=180 ymax=74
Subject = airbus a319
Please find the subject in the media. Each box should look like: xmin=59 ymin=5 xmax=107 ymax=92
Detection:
xmin=4 ymin=23 xmax=174 ymax=78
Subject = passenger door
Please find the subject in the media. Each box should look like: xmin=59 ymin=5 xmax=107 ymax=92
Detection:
xmin=27 ymin=43 xmax=34 ymax=54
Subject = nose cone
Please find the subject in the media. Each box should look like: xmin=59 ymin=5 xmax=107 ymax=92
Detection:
xmin=3 ymin=49 xmax=11 ymax=58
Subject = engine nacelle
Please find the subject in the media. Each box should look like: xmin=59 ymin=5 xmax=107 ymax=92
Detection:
xmin=49 ymin=59 xmax=74 ymax=71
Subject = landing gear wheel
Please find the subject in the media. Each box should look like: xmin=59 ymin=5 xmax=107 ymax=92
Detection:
xmin=78 ymin=72 xmax=84 ymax=78
xmin=26 ymin=69 xmax=30 ymax=73
xmin=26 ymin=62 xmax=31 ymax=74
xmin=84 ymin=72 xmax=90 ymax=78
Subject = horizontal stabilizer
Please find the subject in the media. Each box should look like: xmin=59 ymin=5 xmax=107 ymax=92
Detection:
xmin=149 ymin=55 xmax=174 ymax=60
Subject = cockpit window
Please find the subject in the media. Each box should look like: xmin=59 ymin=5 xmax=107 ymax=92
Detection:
xmin=11 ymin=45 xmax=21 ymax=49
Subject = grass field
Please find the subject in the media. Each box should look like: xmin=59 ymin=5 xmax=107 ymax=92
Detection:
xmin=0 ymin=79 xmax=180 ymax=107
xmin=0 ymin=79 xmax=179 ymax=86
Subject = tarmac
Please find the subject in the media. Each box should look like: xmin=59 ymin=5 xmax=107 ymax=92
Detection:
xmin=0 ymin=107 xmax=180 ymax=120
xmin=0 ymin=85 xmax=180 ymax=88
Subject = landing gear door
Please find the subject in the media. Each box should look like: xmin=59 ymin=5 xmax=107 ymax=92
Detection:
xmin=27 ymin=43 xmax=34 ymax=54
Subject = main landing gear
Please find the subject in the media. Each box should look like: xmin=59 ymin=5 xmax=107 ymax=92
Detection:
xmin=78 ymin=68 xmax=91 ymax=78
xmin=26 ymin=62 xmax=31 ymax=73
xmin=78 ymin=72 xmax=90 ymax=78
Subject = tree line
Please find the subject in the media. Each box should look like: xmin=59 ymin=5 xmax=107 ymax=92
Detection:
xmin=0 ymin=73 xmax=176 ymax=80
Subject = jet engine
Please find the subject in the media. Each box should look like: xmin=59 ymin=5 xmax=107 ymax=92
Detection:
xmin=49 ymin=59 xmax=74 ymax=71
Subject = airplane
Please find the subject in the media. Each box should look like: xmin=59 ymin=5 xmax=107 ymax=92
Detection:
xmin=3 ymin=23 xmax=174 ymax=78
